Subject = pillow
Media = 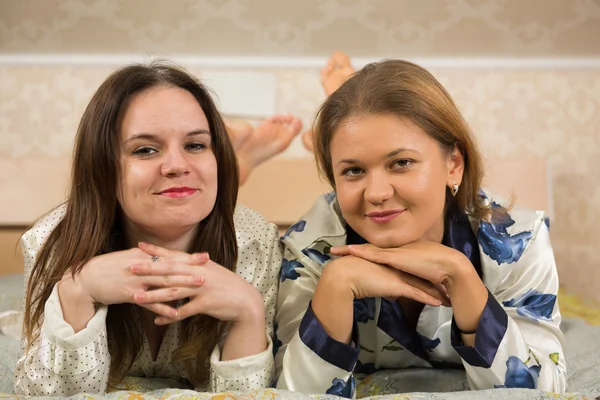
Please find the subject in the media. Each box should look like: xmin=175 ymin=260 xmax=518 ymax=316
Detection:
xmin=0 ymin=274 xmax=24 ymax=313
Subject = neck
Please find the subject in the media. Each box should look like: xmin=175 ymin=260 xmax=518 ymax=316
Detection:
xmin=124 ymin=221 xmax=199 ymax=252
xmin=422 ymin=215 xmax=445 ymax=244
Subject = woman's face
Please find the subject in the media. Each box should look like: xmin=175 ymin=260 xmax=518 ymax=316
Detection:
xmin=330 ymin=113 xmax=463 ymax=248
xmin=118 ymin=85 xmax=218 ymax=237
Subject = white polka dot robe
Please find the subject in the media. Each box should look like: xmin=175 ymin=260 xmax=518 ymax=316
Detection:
xmin=14 ymin=204 xmax=282 ymax=396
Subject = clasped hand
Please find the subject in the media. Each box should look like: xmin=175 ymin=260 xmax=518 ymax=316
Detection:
xmin=76 ymin=242 xmax=262 ymax=325
xmin=329 ymin=241 xmax=476 ymax=306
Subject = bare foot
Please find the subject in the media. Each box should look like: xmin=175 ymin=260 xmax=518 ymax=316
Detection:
xmin=301 ymin=52 xmax=355 ymax=153
xmin=302 ymin=128 xmax=315 ymax=152
xmin=320 ymin=51 xmax=355 ymax=96
xmin=225 ymin=119 xmax=254 ymax=150
xmin=236 ymin=115 xmax=303 ymax=185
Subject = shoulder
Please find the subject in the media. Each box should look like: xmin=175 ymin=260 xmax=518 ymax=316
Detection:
xmin=233 ymin=204 xmax=281 ymax=289
xmin=279 ymin=192 xmax=347 ymax=276
xmin=281 ymin=192 xmax=347 ymax=251
xmin=473 ymin=191 xmax=554 ymax=289
xmin=21 ymin=203 xmax=67 ymax=251
xmin=234 ymin=204 xmax=278 ymax=247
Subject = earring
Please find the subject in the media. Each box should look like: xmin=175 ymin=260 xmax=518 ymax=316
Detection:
xmin=451 ymin=181 xmax=459 ymax=196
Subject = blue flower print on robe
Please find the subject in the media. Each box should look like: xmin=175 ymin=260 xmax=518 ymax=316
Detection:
xmin=326 ymin=376 xmax=355 ymax=398
xmin=495 ymin=356 xmax=540 ymax=389
xmin=301 ymin=248 xmax=331 ymax=265
xmin=272 ymin=323 xmax=283 ymax=356
xmin=419 ymin=334 xmax=441 ymax=352
xmin=543 ymin=216 xmax=550 ymax=230
xmin=354 ymin=298 xmax=376 ymax=323
xmin=280 ymin=258 xmax=303 ymax=282
xmin=324 ymin=191 xmax=337 ymax=204
xmin=283 ymin=219 xmax=306 ymax=238
xmin=355 ymin=360 xmax=377 ymax=374
xmin=478 ymin=202 xmax=532 ymax=265
xmin=502 ymin=289 xmax=556 ymax=321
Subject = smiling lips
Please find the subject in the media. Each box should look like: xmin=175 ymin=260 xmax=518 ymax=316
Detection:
xmin=366 ymin=209 xmax=405 ymax=223
xmin=157 ymin=186 xmax=198 ymax=198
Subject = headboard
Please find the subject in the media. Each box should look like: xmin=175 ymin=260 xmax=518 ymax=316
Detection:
xmin=0 ymin=156 xmax=552 ymax=275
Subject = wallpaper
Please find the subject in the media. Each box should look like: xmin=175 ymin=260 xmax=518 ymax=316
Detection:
xmin=1 ymin=0 xmax=599 ymax=56
xmin=1 ymin=0 xmax=599 ymax=299
xmin=1 ymin=64 xmax=599 ymax=300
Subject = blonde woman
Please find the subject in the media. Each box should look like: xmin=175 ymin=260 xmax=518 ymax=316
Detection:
xmin=275 ymin=59 xmax=566 ymax=397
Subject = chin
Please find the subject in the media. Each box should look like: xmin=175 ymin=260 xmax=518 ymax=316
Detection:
xmin=152 ymin=211 xmax=207 ymax=229
xmin=364 ymin=232 xmax=417 ymax=249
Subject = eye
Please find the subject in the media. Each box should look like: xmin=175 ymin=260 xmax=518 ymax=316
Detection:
xmin=185 ymin=142 xmax=207 ymax=151
xmin=342 ymin=166 xmax=364 ymax=177
xmin=132 ymin=146 xmax=157 ymax=156
xmin=392 ymin=159 xmax=414 ymax=169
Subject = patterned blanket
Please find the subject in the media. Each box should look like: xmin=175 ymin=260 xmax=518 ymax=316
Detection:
xmin=1 ymin=274 xmax=599 ymax=399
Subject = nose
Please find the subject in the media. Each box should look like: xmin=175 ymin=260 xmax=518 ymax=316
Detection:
xmin=160 ymin=147 xmax=190 ymax=177
xmin=364 ymin=172 xmax=394 ymax=205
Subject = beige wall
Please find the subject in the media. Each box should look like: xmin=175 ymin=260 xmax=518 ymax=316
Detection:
xmin=1 ymin=0 xmax=599 ymax=56
xmin=1 ymin=0 xmax=599 ymax=300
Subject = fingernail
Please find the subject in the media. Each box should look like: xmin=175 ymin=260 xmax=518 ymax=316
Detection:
xmin=172 ymin=310 xmax=179 ymax=319
xmin=194 ymin=276 xmax=205 ymax=285
xmin=194 ymin=253 xmax=208 ymax=262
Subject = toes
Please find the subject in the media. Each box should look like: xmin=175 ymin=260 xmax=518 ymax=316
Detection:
xmin=321 ymin=58 xmax=335 ymax=77
xmin=279 ymin=114 xmax=293 ymax=124
xmin=289 ymin=118 xmax=303 ymax=134
xmin=331 ymin=51 xmax=351 ymax=67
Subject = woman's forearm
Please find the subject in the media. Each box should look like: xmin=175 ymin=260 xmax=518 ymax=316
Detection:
xmin=445 ymin=264 xmax=489 ymax=346
xmin=311 ymin=263 xmax=356 ymax=344
xmin=57 ymin=274 xmax=97 ymax=333
xmin=221 ymin=294 xmax=267 ymax=361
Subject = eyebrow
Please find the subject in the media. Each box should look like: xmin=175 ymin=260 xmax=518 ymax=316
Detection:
xmin=124 ymin=129 xmax=210 ymax=144
xmin=336 ymin=148 xmax=419 ymax=166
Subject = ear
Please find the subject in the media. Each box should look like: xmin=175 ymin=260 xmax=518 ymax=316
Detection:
xmin=446 ymin=145 xmax=464 ymax=187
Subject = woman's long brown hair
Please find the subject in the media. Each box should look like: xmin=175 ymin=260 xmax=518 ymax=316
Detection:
xmin=23 ymin=61 xmax=239 ymax=387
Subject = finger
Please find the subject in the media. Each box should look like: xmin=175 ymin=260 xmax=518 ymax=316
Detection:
xmin=350 ymin=245 xmax=434 ymax=280
xmin=138 ymin=242 xmax=210 ymax=266
xmin=172 ymin=300 xmax=204 ymax=322
xmin=396 ymin=282 xmax=443 ymax=307
xmin=140 ymin=248 xmax=210 ymax=265
xmin=154 ymin=315 xmax=178 ymax=326
xmin=167 ymin=252 xmax=209 ymax=266
xmin=137 ymin=242 xmax=208 ymax=265
xmin=400 ymin=273 xmax=451 ymax=307
xmin=130 ymin=263 xmax=206 ymax=279
xmin=146 ymin=274 xmax=205 ymax=289
xmin=436 ymin=283 xmax=448 ymax=295
xmin=139 ymin=303 xmax=180 ymax=320
xmin=329 ymin=245 xmax=352 ymax=256
xmin=133 ymin=287 xmax=196 ymax=304
xmin=138 ymin=241 xmax=172 ymax=257
xmin=347 ymin=244 xmax=391 ymax=264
